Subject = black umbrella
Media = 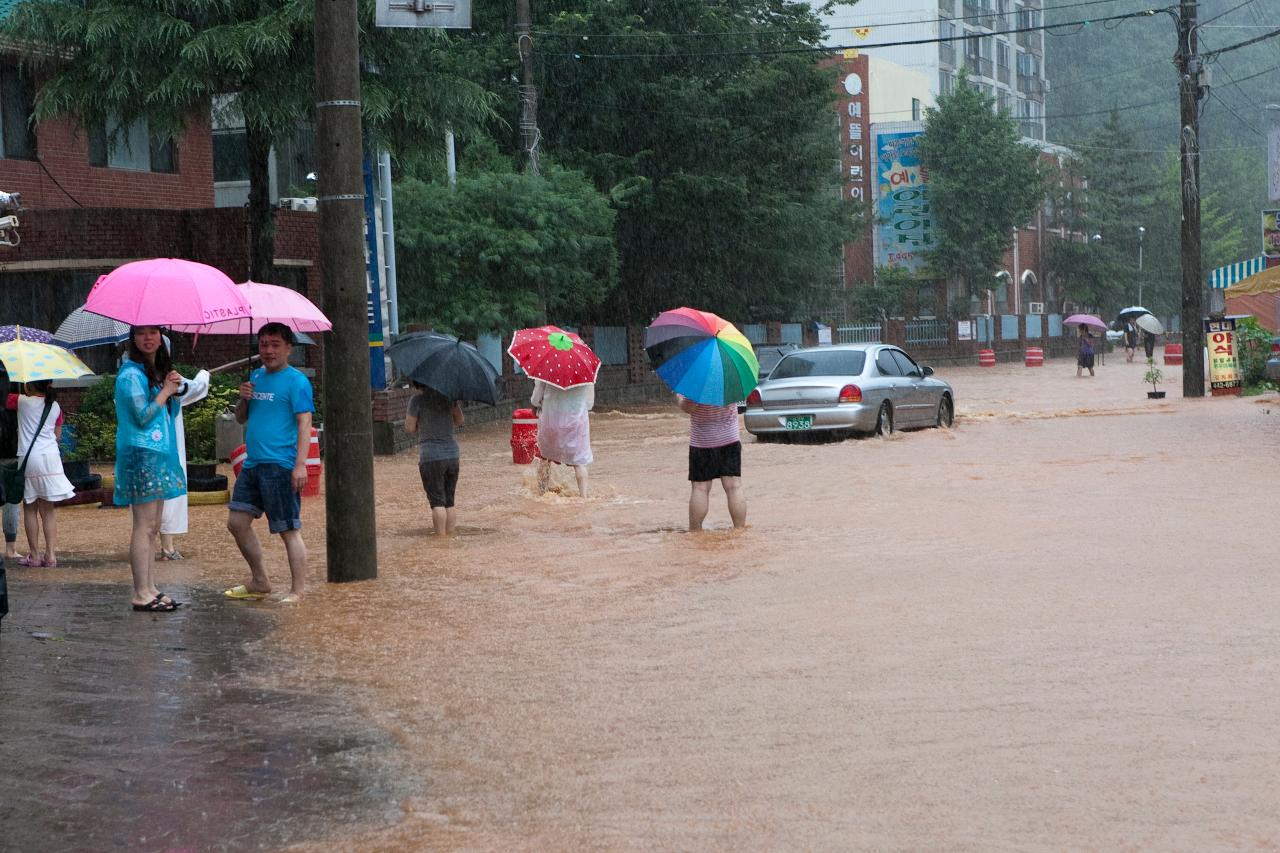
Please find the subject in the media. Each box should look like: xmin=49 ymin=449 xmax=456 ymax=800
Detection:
xmin=386 ymin=331 xmax=500 ymax=405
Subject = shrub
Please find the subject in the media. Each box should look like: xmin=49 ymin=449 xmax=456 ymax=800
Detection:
xmin=1234 ymin=316 xmax=1272 ymax=385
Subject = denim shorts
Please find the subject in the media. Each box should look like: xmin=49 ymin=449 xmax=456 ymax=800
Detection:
xmin=229 ymin=464 xmax=301 ymax=534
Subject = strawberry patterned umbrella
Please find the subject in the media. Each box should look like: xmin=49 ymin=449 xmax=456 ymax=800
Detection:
xmin=507 ymin=326 xmax=601 ymax=389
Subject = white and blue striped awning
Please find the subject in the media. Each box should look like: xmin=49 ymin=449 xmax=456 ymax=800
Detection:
xmin=1210 ymin=256 xmax=1267 ymax=289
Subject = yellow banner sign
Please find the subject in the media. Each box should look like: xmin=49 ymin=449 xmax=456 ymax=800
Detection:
xmin=1205 ymin=318 xmax=1243 ymax=395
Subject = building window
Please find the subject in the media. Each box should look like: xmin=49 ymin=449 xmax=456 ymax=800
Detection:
xmin=213 ymin=129 xmax=249 ymax=182
xmin=997 ymin=42 xmax=1011 ymax=69
xmin=940 ymin=71 xmax=955 ymax=95
xmin=89 ymin=115 xmax=177 ymax=173
xmin=0 ymin=65 xmax=36 ymax=161
xmin=912 ymin=98 xmax=921 ymax=121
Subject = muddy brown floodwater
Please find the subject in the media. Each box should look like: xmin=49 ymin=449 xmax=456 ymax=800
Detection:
xmin=6 ymin=354 xmax=1280 ymax=850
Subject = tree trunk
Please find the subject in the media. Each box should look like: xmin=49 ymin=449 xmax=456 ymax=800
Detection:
xmin=245 ymin=123 xmax=275 ymax=283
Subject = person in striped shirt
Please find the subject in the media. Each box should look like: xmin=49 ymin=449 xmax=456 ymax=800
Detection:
xmin=677 ymin=395 xmax=746 ymax=532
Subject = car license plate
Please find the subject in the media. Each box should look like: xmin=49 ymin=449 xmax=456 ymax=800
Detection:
xmin=784 ymin=415 xmax=813 ymax=431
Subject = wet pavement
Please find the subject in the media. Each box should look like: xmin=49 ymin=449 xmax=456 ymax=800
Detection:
xmin=0 ymin=584 xmax=415 ymax=852
xmin=4 ymin=355 xmax=1280 ymax=850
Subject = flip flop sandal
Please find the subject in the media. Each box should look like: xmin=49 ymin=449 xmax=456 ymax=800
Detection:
xmin=17 ymin=557 xmax=41 ymax=567
xmin=224 ymin=585 xmax=269 ymax=600
xmin=132 ymin=596 xmax=177 ymax=613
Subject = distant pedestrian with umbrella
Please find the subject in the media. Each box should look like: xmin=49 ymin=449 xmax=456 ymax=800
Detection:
xmin=1076 ymin=326 xmax=1096 ymax=377
xmin=387 ymin=331 xmax=499 ymax=535
xmin=644 ymin=308 xmax=759 ymax=531
xmin=114 ymin=326 xmax=186 ymax=610
xmin=508 ymin=326 xmax=601 ymax=498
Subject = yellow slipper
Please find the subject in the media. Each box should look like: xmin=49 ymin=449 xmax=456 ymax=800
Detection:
xmin=223 ymin=584 xmax=269 ymax=600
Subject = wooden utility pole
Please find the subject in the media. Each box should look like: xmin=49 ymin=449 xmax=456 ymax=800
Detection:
xmin=315 ymin=0 xmax=378 ymax=581
xmin=1175 ymin=0 xmax=1205 ymax=398
xmin=516 ymin=0 xmax=540 ymax=175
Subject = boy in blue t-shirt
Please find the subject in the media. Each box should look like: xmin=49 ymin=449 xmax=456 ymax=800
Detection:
xmin=224 ymin=323 xmax=315 ymax=604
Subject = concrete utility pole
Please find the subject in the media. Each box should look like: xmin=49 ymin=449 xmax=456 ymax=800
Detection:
xmin=1175 ymin=0 xmax=1205 ymax=398
xmin=315 ymin=0 xmax=378 ymax=581
xmin=516 ymin=0 xmax=540 ymax=175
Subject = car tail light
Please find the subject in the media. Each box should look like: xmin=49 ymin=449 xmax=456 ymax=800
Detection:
xmin=746 ymin=389 xmax=762 ymax=406
xmin=838 ymin=384 xmax=862 ymax=403
xmin=1271 ymin=338 xmax=1280 ymax=356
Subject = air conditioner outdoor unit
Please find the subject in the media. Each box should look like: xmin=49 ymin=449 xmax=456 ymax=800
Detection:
xmin=278 ymin=197 xmax=318 ymax=212
xmin=1028 ymin=302 xmax=1045 ymax=314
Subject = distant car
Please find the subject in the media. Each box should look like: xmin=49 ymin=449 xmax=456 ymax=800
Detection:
xmin=1267 ymin=336 xmax=1280 ymax=382
xmin=743 ymin=343 xmax=954 ymax=439
xmin=753 ymin=343 xmax=800 ymax=380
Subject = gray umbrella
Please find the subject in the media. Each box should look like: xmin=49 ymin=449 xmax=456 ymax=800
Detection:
xmin=53 ymin=306 xmax=131 ymax=349
xmin=386 ymin=331 xmax=500 ymax=405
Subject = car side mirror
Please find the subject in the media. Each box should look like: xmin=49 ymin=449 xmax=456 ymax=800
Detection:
xmin=921 ymin=365 xmax=934 ymax=377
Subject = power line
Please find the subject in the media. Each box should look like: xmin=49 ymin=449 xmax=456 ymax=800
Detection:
xmin=1201 ymin=23 xmax=1280 ymax=58
xmin=535 ymin=0 xmax=1137 ymax=39
xmin=542 ymin=8 xmax=1164 ymax=60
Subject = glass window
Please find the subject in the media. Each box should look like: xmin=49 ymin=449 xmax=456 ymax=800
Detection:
xmin=875 ymin=350 xmax=902 ymax=377
xmin=89 ymin=115 xmax=177 ymax=173
xmin=912 ymin=98 xmax=921 ymax=121
xmin=0 ymin=66 xmax=36 ymax=160
xmin=770 ymin=350 xmax=866 ymax=379
xmin=889 ymin=349 xmax=922 ymax=377
xmin=213 ymin=129 xmax=249 ymax=182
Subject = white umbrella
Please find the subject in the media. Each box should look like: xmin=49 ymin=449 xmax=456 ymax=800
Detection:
xmin=1134 ymin=314 xmax=1164 ymax=335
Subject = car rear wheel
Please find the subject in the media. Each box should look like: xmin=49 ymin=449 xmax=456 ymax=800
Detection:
xmin=936 ymin=396 xmax=954 ymax=429
xmin=875 ymin=401 xmax=894 ymax=436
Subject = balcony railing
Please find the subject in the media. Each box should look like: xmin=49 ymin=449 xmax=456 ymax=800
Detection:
xmin=997 ymin=64 xmax=1010 ymax=84
xmin=939 ymin=0 xmax=954 ymax=12
xmin=1016 ymin=74 xmax=1043 ymax=95
xmin=1019 ymin=120 xmax=1044 ymax=141
xmin=939 ymin=44 xmax=956 ymax=67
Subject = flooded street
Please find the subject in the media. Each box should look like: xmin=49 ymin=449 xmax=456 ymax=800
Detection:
xmin=5 ymin=355 xmax=1280 ymax=850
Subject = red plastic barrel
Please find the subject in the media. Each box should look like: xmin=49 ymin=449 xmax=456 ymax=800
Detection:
xmin=511 ymin=408 xmax=539 ymax=464
xmin=1024 ymin=346 xmax=1044 ymax=367
xmin=302 ymin=427 xmax=321 ymax=497
xmin=231 ymin=427 xmax=321 ymax=497
xmin=1163 ymin=343 xmax=1183 ymax=366
xmin=978 ymin=349 xmax=996 ymax=368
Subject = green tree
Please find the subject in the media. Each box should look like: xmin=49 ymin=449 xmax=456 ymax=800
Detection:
xmin=496 ymin=0 xmax=857 ymax=322
xmin=4 ymin=0 xmax=495 ymax=281
xmin=918 ymin=78 xmax=1044 ymax=298
xmin=394 ymin=162 xmax=617 ymax=339
xmin=1045 ymin=112 xmax=1155 ymax=311
xmin=848 ymin=266 xmax=915 ymax=322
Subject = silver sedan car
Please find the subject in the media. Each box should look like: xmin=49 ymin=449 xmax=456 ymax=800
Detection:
xmin=743 ymin=343 xmax=954 ymax=438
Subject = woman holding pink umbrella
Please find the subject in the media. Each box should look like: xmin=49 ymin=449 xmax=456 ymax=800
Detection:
xmin=114 ymin=327 xmax=186 ymax=612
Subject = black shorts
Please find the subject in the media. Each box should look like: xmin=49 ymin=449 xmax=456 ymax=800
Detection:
xmin=689 ymin=441 xmax=742 ymax=482
xmin=418 ymin=458 xmax=460 ymax=508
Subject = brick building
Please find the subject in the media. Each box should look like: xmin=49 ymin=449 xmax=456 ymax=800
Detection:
xmin=0 ymin=54 xmax=321 ymax=376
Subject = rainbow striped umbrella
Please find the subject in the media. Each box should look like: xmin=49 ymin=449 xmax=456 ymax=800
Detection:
xmin=644 ymin=307 xmax=759 ymax=406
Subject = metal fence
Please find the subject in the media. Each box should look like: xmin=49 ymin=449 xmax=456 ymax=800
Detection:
xmin=836 ymin=323 xmax=882 ymax=344
xmin=905 ymin=318 xmax=949 ymax=346
xmin=1000 ymin=314 xmax=1020 ymax=340
xmin=1026 ymin=314 xmax=1042 ymax=338
xmin=780 ymin=323 xmax=803 ymax=345
xmin=742 ymin=323 xmax=767 ymax=345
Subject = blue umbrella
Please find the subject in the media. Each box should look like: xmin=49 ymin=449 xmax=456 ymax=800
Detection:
xmin=0 ymin=325 xmax=54 ymax=345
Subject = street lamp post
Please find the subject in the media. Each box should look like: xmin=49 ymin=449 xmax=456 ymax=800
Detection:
xmin=1137 ymin=225 xmax=1145 ymax=305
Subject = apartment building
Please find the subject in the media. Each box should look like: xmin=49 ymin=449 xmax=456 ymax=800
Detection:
xmin=818 ymin=0 xmax=1049 ymax=140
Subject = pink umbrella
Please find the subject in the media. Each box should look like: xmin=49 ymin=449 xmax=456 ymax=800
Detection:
xmin=168 ymin=281 xmax=331 ymax=335
xmin=84 ymin=259 xmax=250 ymax=327
xmin=1063 ymin=313 xmax=1108 ymax=331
